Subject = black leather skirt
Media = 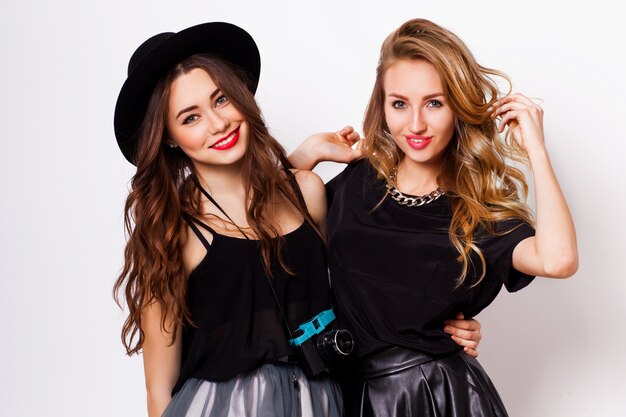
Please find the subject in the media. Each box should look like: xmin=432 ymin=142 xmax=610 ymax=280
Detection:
xmin=345 ymin=347 xmax=508 ymax=417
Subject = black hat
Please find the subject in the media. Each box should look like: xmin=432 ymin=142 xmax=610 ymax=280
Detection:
xmin=114 ymin=22 xmax=261 ymax=164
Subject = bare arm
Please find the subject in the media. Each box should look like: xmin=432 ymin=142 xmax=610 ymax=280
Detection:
xmin=293 ymin=169 xmax=328 ymax=236
xmin=493 ymin=93 xmax=578 ymax=278
xmin=289 ymin=126 xmax=363 ymax=170
xmin=142 ymin=301 xmax=182 ymax=417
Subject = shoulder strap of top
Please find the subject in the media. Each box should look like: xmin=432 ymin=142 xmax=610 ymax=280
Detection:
xmin=185 ymin=216 xmax=214 ymax=250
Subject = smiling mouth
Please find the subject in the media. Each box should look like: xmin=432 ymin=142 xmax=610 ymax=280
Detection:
xmin=405 ymin=135 xmax=432 ymax=142
xmin=210 ymin=128 xmax=239 ymax=150
xmin=405 ymin=135 xmax=432 ymax=150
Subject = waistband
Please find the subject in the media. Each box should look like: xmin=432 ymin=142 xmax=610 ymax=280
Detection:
xmin=357 ymin=346 xmax=456 ymax=379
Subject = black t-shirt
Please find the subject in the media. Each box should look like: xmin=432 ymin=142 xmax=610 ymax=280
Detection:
xmin=172 ymin=220 xmax=330 ymax=394
xmin=326 ymin=160 xmax=535 ymax=358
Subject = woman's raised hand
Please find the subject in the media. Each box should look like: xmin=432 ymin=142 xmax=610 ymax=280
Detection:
xmin=492 ymin=93 xmax=546 ymax=156
xmin=289 ymin=126 xmax=363 ymax=170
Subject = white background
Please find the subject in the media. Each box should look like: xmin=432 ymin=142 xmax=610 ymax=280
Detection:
xmin=1 ymin=1 xmax=625 ymax=416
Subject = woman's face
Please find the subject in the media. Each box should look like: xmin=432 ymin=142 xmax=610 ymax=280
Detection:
xmin=166 ymin=68 xmax=248 ymax=168
xmin=383 ymin=59 xmax=455 ymax=168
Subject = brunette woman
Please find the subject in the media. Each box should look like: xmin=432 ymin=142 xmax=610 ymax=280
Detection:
xmin=112 ymin=22 xmax=345 ymax=417
xmin=291 ymin=18 xmax=578 ymax=417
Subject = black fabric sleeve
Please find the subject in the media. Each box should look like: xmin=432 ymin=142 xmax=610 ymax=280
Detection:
xmin=480 ymin=219 xmax=536 ymax=292
xmin=324 ymin=160 xmax=364 ymax=208
xmin=325 ymin=171 xmax=342 ymax=208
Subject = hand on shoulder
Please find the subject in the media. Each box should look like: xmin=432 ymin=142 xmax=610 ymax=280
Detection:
xmin=289 ymin=126 xmax=364 ymax=170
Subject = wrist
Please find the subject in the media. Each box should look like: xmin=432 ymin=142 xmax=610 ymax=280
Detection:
xmin=289 ymin=136 xmax=319 ymax=170
xmin=526 ymin=145 xmax=549 ymax=163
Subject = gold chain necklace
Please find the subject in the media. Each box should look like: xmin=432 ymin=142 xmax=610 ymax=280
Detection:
xmin=387 ymin=166 xmax=445 ymax=207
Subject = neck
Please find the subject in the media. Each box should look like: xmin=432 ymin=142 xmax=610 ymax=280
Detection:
xmin=193 ymin=160 xmax=247 ymax=197
xmin=396 ymin=157 xmax=441 ymax=195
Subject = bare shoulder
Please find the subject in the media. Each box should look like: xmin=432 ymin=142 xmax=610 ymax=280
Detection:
xmin=291 ymin=169 xmax=325 ymax=197
xmin=290 ymin=169 xmax=327 ymax=228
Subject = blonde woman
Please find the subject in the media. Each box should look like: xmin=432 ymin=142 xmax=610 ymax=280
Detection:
xmin=291 ymin=18 xmax=577 ymax=417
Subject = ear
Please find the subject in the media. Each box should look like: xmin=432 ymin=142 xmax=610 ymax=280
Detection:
xmin=164 ymin=135 xmax=178 ymax=148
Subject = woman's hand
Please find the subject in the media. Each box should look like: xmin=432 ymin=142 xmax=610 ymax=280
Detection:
xmin=443 ymin=313 xmax=482 ymax=358
xmin=289 ymin=126 xmax=363 ymax=170
xmin=492 ymin=93 xmax=546 ymax=156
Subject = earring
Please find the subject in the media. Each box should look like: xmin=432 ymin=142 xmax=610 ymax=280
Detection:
xmin=167 ymin=142 xmax=178 ymax=148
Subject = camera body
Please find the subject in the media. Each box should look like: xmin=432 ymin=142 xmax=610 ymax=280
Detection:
xmin=289 ymin=309 xmax=354 ymax=377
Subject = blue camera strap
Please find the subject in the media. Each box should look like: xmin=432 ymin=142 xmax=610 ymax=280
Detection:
xmin=289 ymin=309 xmax=336 ymax=347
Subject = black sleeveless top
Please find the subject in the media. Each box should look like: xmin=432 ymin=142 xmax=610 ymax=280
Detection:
xmin=326 ymin=160 xmax=535 ymax=358
xmin=172 ymin=201 xmax=330 ymax=394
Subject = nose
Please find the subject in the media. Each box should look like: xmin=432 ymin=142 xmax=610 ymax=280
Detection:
xmin=206 ymin=109 xmax=229 ymax=135
xmin=409 ymin=108 xmax=426 ymax=133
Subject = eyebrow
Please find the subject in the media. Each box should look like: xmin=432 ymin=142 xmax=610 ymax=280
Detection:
xmin=387 ymin=92 xmax=445 ymax=101
xmin=175 ymin=88 xmax=222 ymax=119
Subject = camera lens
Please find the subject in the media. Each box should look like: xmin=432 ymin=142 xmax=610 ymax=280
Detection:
xmin=317 ymin=329 xmax=354 ymax=359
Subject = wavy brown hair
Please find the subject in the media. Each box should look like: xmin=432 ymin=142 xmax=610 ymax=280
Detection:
xmin=113 ymin=54 xmax=317 ymax=355
xmin=363 ymin=18 xmax=534 ymax=287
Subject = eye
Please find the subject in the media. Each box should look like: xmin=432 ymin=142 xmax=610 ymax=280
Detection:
xmin=426 ymin=99 xmax=443 ymax=108
xmin=392 ymin=100 xmax=407 ymax=109
xmin=182 ymin=114 xmax=199 ymax=125
xmin=215 ymin=94 xmax=229 ymax=106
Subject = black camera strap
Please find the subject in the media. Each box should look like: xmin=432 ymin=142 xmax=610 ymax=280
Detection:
xmin=191 ymin=175 xmax=295 ymax=341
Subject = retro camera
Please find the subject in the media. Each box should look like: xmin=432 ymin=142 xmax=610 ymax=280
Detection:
xmin=289 ymin=309 xmax=354 ymax=377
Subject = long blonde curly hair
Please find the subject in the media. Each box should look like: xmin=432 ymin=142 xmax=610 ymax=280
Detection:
xmin=363 ymin=18 xmax=534 ymax=287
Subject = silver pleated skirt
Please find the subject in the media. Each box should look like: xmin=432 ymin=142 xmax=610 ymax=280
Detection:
xmin=162 ymin=363 xmax=343 ymax=417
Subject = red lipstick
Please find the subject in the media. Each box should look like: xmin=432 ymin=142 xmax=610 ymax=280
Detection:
xmin=210 ymin=128 xmax=240 ymax=150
